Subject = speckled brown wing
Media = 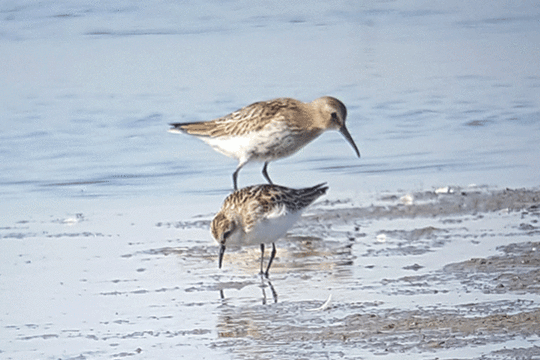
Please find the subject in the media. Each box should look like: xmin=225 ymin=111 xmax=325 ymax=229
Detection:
xmin=235 ymin=183 xmax=328 ymax=231
xmin=227 ymin=185 xmax=271 ymax=232
xmin=169 ymin=98 xmax=302 ymax=137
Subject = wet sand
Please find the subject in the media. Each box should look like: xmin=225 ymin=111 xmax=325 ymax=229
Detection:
xmin=4 ymin=186 xmax=538 ymax=359
xmin=207 ymin=186 xmax=540 ymax=358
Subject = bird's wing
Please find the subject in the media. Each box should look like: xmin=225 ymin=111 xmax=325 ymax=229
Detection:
xmin=169 ymin=98 xmax=300 ymax=137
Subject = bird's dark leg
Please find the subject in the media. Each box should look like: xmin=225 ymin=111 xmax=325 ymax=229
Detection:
xmin=264 ymin=243 xmax=276 ymax=278
xmin=232 ymin=169 xmax=240 ymax=191
xmin=232 ymin=161 xmax=248 ymax=191
xmin=262 ymin=162 xmax=273 ymax=185
xmin=260 ymin=243 xmax=265 ymax=275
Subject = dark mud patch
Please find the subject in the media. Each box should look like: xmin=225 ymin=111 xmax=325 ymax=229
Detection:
xmin=312 ymin=186 xmax=540 ymax=222
xmin=444 ymin=241 xmax=540 ymax=294
xmin=214 ymin=300 xmax=540 ymax=358
xmin=383 ymin=241 xmax=540 ymax=296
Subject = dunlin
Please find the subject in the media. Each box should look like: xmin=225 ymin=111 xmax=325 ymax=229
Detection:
xmin=211 ymin=183 xmax=328 ymax=277
xmin=169 ymin=97 xmax=360 ymax=190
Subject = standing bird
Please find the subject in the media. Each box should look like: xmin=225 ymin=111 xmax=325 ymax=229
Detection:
xmin=211 ymin=183 xmax=328 ymax=277
xmin=169 ymin=97 xmax=360 ymax=190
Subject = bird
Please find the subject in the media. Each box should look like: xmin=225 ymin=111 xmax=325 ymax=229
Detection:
xmin=211 ymin=183 xmax=329 ymax=277
xmin=169 ymin=97 xmax=360 ymax=190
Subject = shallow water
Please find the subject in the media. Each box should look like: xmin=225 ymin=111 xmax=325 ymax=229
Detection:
xmin=1 ymin=1 xmax=540 ymax=359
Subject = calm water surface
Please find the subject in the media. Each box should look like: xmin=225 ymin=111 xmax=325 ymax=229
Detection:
xmin=1 ymin=1 xmax=539 ymax=210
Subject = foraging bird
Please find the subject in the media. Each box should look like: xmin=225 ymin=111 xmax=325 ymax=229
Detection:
xmin=211 ymin=183 xmax=328 ymax=277
xmin=169 ymin=97 xmax=360 ymax=190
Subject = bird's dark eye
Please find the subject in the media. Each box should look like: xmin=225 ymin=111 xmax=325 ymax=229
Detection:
xmin=223 ymin=230 xmax=232 ymax=239
xmin=331 ymin=112 xmax=339 ymax=122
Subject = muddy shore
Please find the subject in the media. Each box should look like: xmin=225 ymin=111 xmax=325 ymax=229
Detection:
xmin=1 ymin=186 xmax=539 ymax=358
xmin=156 ymin=186 xmax=540 ymax=358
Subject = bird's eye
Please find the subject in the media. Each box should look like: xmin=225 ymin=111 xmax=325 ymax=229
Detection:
xmin=331 ymin=112 xmax=339 ymax=122
xmin=223 ymin=230 xmax=232 ymax=239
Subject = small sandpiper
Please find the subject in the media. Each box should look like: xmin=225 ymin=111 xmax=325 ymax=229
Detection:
xmin=169 ymin=97 xmax=360 ymax=190
xmin=211 ymin=183 xmax=328 ymax=277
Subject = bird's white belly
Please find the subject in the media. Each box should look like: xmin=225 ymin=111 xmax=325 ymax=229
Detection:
xmin=202 ymin=123 xmax=296 ymax=162
xmin=229 ymin=208 xmax=302 ymax=247
xmin=203 ymin=135 xmax=253 ymax=160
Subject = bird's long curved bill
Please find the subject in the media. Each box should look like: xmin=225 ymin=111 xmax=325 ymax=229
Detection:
xmin=339 ymin=125 xmax=361 ymax=158
xmin=218 ymin=244 xmax=226 ymax=269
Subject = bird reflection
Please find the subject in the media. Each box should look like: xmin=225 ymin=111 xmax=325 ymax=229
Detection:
xmin=261 ymin=278 xmax=278 ymax=305
xmin=219 ymin=276 xmax=278 ymax=305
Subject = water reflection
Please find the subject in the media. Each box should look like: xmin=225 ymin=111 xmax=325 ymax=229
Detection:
xmin=219 ymin=277 xmax=278 ymax=305
xmin=261 ymin=279 xmax=278 ymax=305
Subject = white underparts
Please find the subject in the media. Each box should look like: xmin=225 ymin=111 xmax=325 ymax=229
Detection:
xmin=201 ymin=122 xmax=304 ymax=164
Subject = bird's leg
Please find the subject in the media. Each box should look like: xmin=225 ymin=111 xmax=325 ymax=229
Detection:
xmin=232 ymin=169 xmax=240 ymax=191
xmin=260 ymin=243 xmax=265 ymax=275
xmin=264 ymin=243 xmax=276 ymax=278
xmin=262 ymin=162 xmax=273 ymax=185
xmin=233 ymin=161 xmax=247 ymax=191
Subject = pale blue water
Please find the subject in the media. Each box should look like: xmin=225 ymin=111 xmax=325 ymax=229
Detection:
xmin=1 ymin=1 xmax=539 ymax=210
xmin=1 ymin=1 xmax=540 ymax=359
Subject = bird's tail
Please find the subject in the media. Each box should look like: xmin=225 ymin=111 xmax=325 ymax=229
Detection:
xmin=168 ymin=121 xmax=215 ymax=136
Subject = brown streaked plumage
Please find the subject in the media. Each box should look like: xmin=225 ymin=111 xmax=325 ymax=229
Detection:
xmin=211 ymin=183 xmax=328 ymax=277
xmin=169 ymin=97 xmax=360 ymax=190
